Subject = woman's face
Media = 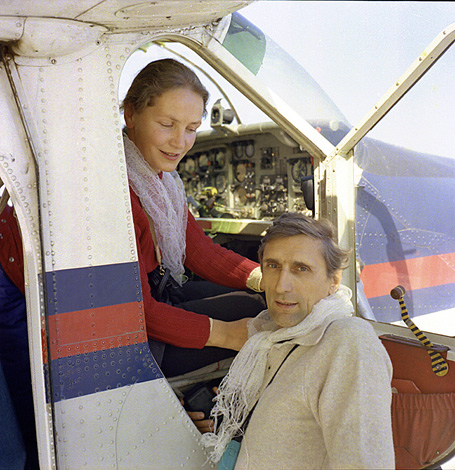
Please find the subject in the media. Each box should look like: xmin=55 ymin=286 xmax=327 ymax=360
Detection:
xmin=124 ymin=87 xmax=204 ymax=173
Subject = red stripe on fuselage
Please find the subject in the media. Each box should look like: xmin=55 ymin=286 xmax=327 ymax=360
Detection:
xmin=47 ymin=301 xmax=147 ymax=360
xmin=360 ymin=253 xmax=455 ymax=299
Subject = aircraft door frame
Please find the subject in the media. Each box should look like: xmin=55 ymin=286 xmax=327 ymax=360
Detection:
xmin=0 ymin=24 xmax=216 ymax=468
xmin=0 ymin=47 xmax=55 ymax=469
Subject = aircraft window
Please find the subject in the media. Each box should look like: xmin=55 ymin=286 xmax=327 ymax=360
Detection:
xmin=119 ymin=41 xmax=270 ymax=132
xmin=223 ymin=13 xmax=266 ymax=75
xmin=119 ymin=21 xmax=455 ymax=340
xmin=221 ymin=12 xmax=349 ymax=132
xmin=354 ymin=44 xmax=455 ymax=337
xmin=222 ymin=11 xmax=266 ymax=75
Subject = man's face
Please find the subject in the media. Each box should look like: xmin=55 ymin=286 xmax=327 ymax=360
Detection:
xmin=260 ymin=235 xmax=340 ymax=328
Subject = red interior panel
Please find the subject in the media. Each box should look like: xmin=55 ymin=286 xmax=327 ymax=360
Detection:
xmin=381 ymin=336 xmax=455 ymax=469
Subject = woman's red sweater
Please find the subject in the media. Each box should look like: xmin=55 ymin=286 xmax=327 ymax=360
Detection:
xmin=0 ymin=191 xmax=259 ymax=349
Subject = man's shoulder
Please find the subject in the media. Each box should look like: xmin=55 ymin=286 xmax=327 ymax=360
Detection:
xmin=329 ymin=315 xmax=373 ymax=331
xmin=312 ymin=317 xmax=392 ymax=374
xmin=324 ymin=316 xmax=380 ymax=346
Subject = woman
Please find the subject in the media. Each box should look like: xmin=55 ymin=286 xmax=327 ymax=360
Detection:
xmin=121 ymin=58 xmax=265 ymax=377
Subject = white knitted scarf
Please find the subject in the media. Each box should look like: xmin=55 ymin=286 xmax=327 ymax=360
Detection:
xmin=201 ymin=285 xmax=354 ymax=462
xmin=123 ymin=132 xmax=188 ymax=285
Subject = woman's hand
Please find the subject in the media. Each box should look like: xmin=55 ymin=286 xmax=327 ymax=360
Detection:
xmin=205 ymin=317 xmax=250 ymax=351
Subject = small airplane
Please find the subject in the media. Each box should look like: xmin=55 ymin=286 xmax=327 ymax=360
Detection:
xmin=0 ymin=1 xmax=455 ymax=468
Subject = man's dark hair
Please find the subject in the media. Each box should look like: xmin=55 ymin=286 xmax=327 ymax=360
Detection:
xmin=258 ymin=213 xmax=350 ymax=277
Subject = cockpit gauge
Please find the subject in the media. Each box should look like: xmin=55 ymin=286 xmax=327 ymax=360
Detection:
xmin=198 ymin=152 xmax=209 ymax=170
xmin=235 ymin=162 xmax=247 ymax=182
xmin=232 ymin=142 xmax=244 ymax=159
xmin=245 ymin=141 xmax=255 ymax=158
xmin=215 ymin=174 xmax=227 ymax=193
xmin=291 ymin=159 xmax=308 ymax=183
xmin=185 ymin=157 xmax=196 ymax=173
xmin=214 ymin=149 xmax=226 ymax=169
xmin=234 ymin=186 xmax=247 ymax=205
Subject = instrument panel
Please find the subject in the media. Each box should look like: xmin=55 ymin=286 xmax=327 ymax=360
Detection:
xmin=178 ymin=124 xmax=313 ymax=220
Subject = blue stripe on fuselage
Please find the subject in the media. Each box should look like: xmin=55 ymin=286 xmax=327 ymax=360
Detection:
xmin=50 ymin=342 xmax=162 ymax=402
xmin=45 ymin=262 xmax=142 ymax=315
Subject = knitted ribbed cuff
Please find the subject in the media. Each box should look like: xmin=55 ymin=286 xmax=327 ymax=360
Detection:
xmin=246 ymin=266 xmax=263 ymax=292
xmin=209 ymin=317 xmax=213 ymax=334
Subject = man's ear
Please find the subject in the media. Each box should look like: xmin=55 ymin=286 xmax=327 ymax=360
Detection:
xmin=329 ymin=271 xmax=342 ymax=295
xmin=124 ymin=103 xmax=135 ymax=129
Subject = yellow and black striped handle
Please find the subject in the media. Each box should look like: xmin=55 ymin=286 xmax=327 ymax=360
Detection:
xmin=390 ymin=285 xmax=448 ymax=377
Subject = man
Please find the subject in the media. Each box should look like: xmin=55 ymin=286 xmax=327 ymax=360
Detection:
xmin=202 ymin=213 xmax=395 ymax=469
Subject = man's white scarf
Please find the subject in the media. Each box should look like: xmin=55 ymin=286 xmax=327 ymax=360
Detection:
xmin=123 ymin=132 xmax=188 ymax=285
xmin=201 ymin=285 xmax=354 ymax=462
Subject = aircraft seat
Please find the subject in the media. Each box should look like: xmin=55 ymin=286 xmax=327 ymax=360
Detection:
xmin=381 ymin=335 xmax=455 ymax=469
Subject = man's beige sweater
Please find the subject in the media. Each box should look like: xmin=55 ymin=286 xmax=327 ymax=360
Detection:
xmin=234 ymin=316 xmax=394 ymax=469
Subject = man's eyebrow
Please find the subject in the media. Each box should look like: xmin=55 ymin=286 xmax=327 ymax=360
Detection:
xmin=263 ymin=257 xmax=312 ymax=268
xmin=262 ymin=256 xmax=279 ymax=264
xmin=292 ymin=261 xmax=312 ymax=270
